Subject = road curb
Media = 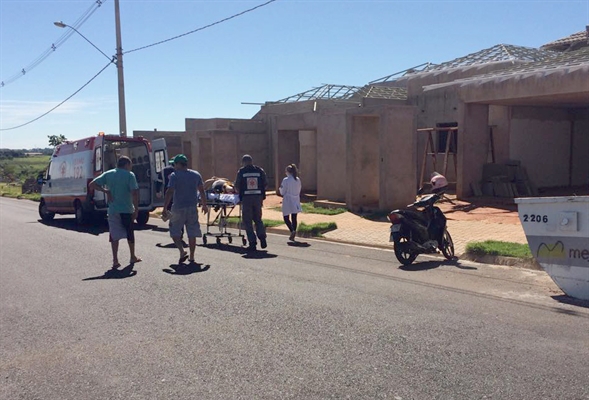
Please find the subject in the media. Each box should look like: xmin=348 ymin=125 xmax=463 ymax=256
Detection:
xmin=460 ymin=253 xmax=542 ymax=271
xmin=150 ymin=209 xmax=538 ymax=270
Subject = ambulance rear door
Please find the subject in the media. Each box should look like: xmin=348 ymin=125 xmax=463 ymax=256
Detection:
xmin=151 ymin=138 xmax=167 ymax=208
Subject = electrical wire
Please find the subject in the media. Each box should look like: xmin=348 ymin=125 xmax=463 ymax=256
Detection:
xmin=124 ymin=0 xmax=277 ymax=55
xmin=0 ymin=61 xmax=113 ymax=131
xmin=0 ymin=0 xmax=108 ymax=89
xmin=0 ymin=0 xmax=278 ymax=131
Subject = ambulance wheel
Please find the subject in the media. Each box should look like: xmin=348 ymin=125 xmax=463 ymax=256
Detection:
xmin=242 ymin=238 xmax=247 ymax=246
xmin=136 ymin=211 xmax=149 ymax=226
xmin=74 ymin=201 xmax=88 ymax=225
xmin=202 ymin=235 xmax=207 ymax=245
xmin=38 ymin=200 xmax=55 ymax=221
xmin=228 ymin=236 xmax=233 ymax=244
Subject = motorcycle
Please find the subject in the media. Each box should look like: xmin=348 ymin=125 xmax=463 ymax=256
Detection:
xmin=388 ymin=192 xmax=455 ymax=266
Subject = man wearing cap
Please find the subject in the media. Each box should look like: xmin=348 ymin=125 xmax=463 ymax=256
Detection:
xmin=163 ymin=155 xmax=208 ymax=263
xmin=235 ymin=154 xmax=268 ymax=251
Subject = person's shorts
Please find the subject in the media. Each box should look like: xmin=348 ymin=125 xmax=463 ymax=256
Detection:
xmin=169 ymin=206 xmax=201 ymax=238
xmin=108 ymin=213 xmax=134 ymax=242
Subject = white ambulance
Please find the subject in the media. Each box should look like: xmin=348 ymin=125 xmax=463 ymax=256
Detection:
xmin=38 ymin=133 xmax=168 ymax=225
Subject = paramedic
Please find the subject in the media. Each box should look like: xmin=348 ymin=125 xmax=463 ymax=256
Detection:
xmin=157 ymin=158 xmax=176 ymax=211
xmin=235 ymin=154 xmax=268 ymax=251
xmin=89 ymin=156 xmax=142 ymax=268
xmin=279 ymin=164 xmax=302 ymax=242
xmin=162 ymin=154 xmax=208 ymax=264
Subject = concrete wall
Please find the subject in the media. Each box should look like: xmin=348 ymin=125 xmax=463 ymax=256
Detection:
xmin=509 ymin=107 xmax=572 ymax=188
xmin=238 ymin=132 xmax=270 ymax=181
xmin=571 ymin=108 xmax=589 ymax=186
xmin=488 ymin=105 xmax=511 ymax=164
xmin=412 ymin=88 xmax=461 ymax=187
xmin=275 ymin=130 xmax=300 ymax=191
xmin=378 ymin=106 xmax=417 ymax=211
xmin=299 ymin=130 xmax=317 ymax=192
xmin=457 ymin=103 xmax=489 ymax=197
xmin=347 ymin=116 xmax=380 ymax=208
xmin=346 ymin=105 xmax=417 ymax=211
xmin=184 ymin=118 xmax=271 ymax=184
xmin=316 ymin=109 xmax=348 ymax=202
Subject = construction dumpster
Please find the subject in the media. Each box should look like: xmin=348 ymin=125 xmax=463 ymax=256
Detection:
xmin=515 ymin=196 xmax=589 ymax=300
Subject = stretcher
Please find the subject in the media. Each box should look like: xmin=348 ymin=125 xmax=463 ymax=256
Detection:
xmin=202 ymin=191 xmax=247 ymax=246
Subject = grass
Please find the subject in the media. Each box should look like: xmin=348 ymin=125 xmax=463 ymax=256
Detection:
xmin=0 ymin=183 xmax=41 ymax=201
xmin=226 ymin=216 xmax=284 ymax=228
xmin=297 ymin=222 xmax=337 ymax=237
xmin=272 ymin=202 xmax=347 ymax=215
xmin=301 ymin=202 xmax=347 ymax=215
xmin=465 ymin=240 xmax=532 ymax=259
xmin=0 ymin=155 xmax=50 ymax=182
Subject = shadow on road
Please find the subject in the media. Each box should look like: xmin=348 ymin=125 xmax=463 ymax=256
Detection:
xmin=287 ymin=241 xmax=311 ymax=248
xmin=37 ymin=218 xmax=108 ymax=236
xmin=399 ymin=258 xmax=476 ymax=272
xmin=83 ymin=264 xmax=137 ymax=280
xmin=163 ymin=262 xmax=210 ymax=275
xmin=37 ymin=218 xmax=159 ymax=236
xmin=552 ymin=295 xmax=589 ymax=310
xmin=242 ymin=251 xmax=278 ymax=260
xmin=200 ymin=243 xmax=278 ymax=259
xmin=156 ymin=241 xmax=188 ymax=249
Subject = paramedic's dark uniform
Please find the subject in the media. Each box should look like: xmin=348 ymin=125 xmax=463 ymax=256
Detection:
xmin=157 ymin=165 xmax=175 ymax=211
xmin=235 ymin=164 xmax=267 ymax=248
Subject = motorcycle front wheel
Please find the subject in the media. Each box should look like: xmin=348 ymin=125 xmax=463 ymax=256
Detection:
xmin=440 ymin=229 xmax=455 ymax=260
xmin=394 ymin=235 xmax=418 ymax=266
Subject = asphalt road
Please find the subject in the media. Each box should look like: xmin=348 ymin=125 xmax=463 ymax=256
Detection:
xmin=1 ymin=197 xmax=588 ymax=400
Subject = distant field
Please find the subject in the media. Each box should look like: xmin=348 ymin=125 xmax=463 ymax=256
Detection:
xmin=0 ymin=155 xmax=50 ymax=183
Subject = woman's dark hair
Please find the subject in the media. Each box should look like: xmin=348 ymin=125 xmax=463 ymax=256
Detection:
xmin=117 ymin=156 xmax=132 ymax=168
xmin=286 ymin=164 xmax=299 ymax=180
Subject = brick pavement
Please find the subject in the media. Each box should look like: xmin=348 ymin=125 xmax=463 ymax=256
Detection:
xmin=262 ymin=196 xmax=527 ymax=256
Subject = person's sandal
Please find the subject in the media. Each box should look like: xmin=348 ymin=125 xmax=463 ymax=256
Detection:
xmin=179 ymin=253 xmax=188 ymax=264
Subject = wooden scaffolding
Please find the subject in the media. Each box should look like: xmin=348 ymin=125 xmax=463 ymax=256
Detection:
xmin=418 ymin=127 xmax=458 ymax=188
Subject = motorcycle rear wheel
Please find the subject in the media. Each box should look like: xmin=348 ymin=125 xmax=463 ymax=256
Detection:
xmin=440 ymin=229 xmax=455 ymax=260
xmin=394 ymin=235 xmax=418 ymax=266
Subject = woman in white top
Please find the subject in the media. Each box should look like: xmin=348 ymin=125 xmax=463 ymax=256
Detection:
xmin=279 ymin=164 xmax=302 ymax=241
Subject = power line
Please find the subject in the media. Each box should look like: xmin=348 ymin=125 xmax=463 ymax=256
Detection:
xmin=124 ymin=0 xmax=278 ymax=55
xmin=0 ymin=0 xmax=108 ymax=89
xmin=0 ymin=0 xmax=278 ymax=132
xmin=0 ymin=61 xmax=114 ymax=131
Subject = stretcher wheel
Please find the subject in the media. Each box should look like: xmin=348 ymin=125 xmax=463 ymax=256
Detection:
xmin=228 ymin=236 xmax=233 ymax=244
xmin=216 ymin=237 xmax=221 ymax=246
xmin=202 ymin=235 xmax=207 ymax=245
xmin=242 ymin=238 xmax=247 ymax=246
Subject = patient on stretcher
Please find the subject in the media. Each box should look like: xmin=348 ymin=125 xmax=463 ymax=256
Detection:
xmin=204 ymin=177 xmax=236 ymax=194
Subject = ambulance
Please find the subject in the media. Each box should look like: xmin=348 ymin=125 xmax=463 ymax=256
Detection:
xmin=38 ymin=133 xmax=168 ymax=225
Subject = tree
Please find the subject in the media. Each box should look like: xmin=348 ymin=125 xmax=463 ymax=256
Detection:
xmin=48 ymin=134 xmax=68 ymax=147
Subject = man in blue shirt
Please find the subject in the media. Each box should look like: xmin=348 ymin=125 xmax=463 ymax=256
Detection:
xmin=90 ymin=156 xmax=141 ymax=268
xmin=163 ymin=154 xmax=208 ymax=264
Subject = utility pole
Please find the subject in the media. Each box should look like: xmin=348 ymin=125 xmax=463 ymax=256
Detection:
xmin=114 ymin=0 xmax=127 ymax=137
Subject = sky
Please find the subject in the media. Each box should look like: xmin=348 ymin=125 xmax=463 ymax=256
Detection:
xmin=0 ymin=0 xmax=587 ymax=149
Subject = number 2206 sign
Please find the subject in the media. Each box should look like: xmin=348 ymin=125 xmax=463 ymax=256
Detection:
xmin=523 ymin=214 xmax=548 ymax=223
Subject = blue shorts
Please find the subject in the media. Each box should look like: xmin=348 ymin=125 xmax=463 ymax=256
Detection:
xmin=169 ymin=206 xmax=201 ymax=238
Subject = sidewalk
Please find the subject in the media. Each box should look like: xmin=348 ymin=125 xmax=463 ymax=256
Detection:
xmin=262 ymin=195 xmax=527 ymax=256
